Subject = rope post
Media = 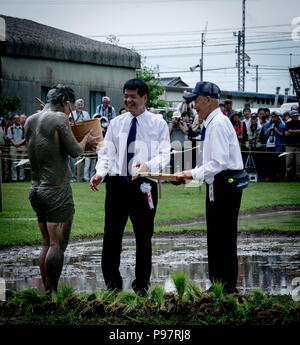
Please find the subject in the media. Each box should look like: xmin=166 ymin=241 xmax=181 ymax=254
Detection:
xmin=76 ymin=158 xmax=80 ymax=182
xmin=158 ymin=179 xmax=162 ymax=199
xmin=0 ymin=151 xmax=2 ymax=212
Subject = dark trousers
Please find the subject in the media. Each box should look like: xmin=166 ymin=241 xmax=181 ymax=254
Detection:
xmin=102 ymin=176 xmax=158 ymax=291
xmin=206 ymin=175 xmax=242 ymax=292
xmin=265 ymin=147 xmax=277 ymax=181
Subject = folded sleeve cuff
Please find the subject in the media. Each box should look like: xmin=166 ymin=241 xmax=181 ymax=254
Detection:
xmin=191 ymin=166 xmax=204 ymax=181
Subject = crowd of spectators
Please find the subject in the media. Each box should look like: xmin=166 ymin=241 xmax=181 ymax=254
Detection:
xmin=169 ymin=97 xmax=300 ymax=182
xmin=1 ymin=94 xmax=300 ymax=183
xmin=0 ymin=113 xmax=27 ymax=182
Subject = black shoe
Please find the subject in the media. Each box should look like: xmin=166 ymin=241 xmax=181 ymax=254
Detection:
xmin=224 ymin=288 xmax=239 ymax=294
xmin=135 ymin=288 xmax=148 ymax=298
xmin=107 ymin=282 xmax=122 ymax=295
xmin=132 ymin=279 xmax=149 ymax=297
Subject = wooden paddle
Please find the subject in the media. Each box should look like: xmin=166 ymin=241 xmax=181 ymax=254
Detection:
xmin=67 ymin=101 xmax=76 ymax=126
xmin=35 ymin=97 xmax=45 ymax=108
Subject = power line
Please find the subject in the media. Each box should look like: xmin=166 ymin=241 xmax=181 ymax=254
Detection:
xmin=130 ymin=38 xmax=296 ymax=51
xmin=145 ymin=45 xmax=300 ymax=58
xmin=87 ymin=23 xmax=292 ymax=38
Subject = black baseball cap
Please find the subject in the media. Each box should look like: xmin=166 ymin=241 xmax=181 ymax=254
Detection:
xmin=183 ymin=81 xmax=221 ymax=103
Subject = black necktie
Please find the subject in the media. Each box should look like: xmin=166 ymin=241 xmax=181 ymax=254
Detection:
xmin=126 ymin=117 xmax=137 ymax=176
xmin=200 ymin=126 xmax=206 ymax=141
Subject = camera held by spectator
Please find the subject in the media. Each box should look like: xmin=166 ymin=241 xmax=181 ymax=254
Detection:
xmin=172 ymin=111 xmax=182 ymax=124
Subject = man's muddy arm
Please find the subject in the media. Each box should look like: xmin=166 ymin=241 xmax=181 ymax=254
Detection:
xmin=57 ymin=117 xmax=84 ymax=158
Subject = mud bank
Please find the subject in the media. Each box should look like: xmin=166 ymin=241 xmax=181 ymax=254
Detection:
xmin=0 ymin=288 xmax=299 ymax=326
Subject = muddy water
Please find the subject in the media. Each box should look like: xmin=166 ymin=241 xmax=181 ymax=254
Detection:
xmin=0 ymin=233 xmax=299 ymax=296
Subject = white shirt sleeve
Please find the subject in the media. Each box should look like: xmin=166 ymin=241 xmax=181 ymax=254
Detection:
xmin=144 ymin=121 xmax=170 ymax=173
xmin=191 ymin=122 xmax=231 ymax=181
xmin=95 ymin=124 xmax=116 ymax=177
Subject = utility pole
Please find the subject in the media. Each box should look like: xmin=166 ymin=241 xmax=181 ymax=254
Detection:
xmin=289 ymin=53 xmax=294 ymax=94
xmin=241 ymin=0 xmax=246 ymax=91
xmin=200 ymin=32 xmax=204 ymax=81
xmin=234 ymin=0 xmax=246 ymax=91
xmin=200 ymin=22 xmax=207 ymax=82
xmin=255 ymin=65 xmax=258 ymax=93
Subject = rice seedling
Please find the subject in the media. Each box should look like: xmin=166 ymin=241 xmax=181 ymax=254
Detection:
xmin=186 ymin=281 xmax=202 ymax=301
xmin=212 ymin=281 xmax=224 ymax=300
xmin=149 ymin=285 xmax=165 ymax=306
xmin=171 ymin=271 xmax=187 ymax=299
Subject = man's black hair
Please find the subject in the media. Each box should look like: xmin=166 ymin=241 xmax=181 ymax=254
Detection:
xmin=243 ymin=107 xmax=251 ymax=113
xmin=181 ymin=111 xmax=190 ymax=117
xmin=257 ymin=108 xmax=265 ymax=114
xmin=47 ymin=84 xmax=75 ymax=108
xmin=119 ymin=107 xmax=126 ymax=114
xmin=264 ymin=108 xmax=270 ymax=113
xmin=123 ymin=78 xmax=149 ymax=97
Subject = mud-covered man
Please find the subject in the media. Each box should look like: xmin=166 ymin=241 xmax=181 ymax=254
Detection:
xmin=25 ymin=85 xmax=99 ymax=293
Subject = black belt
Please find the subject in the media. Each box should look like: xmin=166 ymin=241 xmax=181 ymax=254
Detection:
xmin=215 ymin=169 xmax=242 ymax=180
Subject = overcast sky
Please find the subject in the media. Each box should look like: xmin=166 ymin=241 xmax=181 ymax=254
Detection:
xmin=1 ymin=0 xmax=300 ymax=94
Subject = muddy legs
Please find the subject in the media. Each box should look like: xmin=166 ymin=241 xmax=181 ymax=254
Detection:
xmin=38 ymin=221 xmax=72 ymax=293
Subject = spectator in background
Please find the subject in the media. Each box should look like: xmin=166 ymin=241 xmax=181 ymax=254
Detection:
xmin=283 ymin=111 xmax=290 ymax=123
xmin=99 ymin=116 xmax=109 ymax=137
xmin=149 ymin=108 xmax=164 ymax=119
xmin=177 ymin=90 xmax=190 ymax=113
xmin=20 ymin=114 xmax=27 ymax=126
xmin=219 ymin=102 xmax=227 ymax=115
xmin=149 ymin=108 xmax=158 ymax=114
xmin=2 ymin=114 xmax=14 ymax=182
xmin=119 ymin=108 xmax=127 ymax=115
xmin=231 ymin=111 xmax=248 ymax=167
xmin=7 ymin=114 xmax=26 ymax=182
xmin=291 ymin=104 xmax=299 ymax=112
xmin=264 ymin=111 xmax=286 ymax=182
xmin=69 ymin=99 xmax=90 ymax=182
xmin=246 ymin=114 xmax=265 ymax=181
xmin=177 ymin=93 xmax=197 ymax=122
xmin=181 ymin=111 xmax=195 ymax=140
xmin=257 ymin=108 xmax=266 ymax=128
xmin=224 ymin=99 xmax=233 ymax=117
xmin=230 ymin=112 xmax=248 ymax=148
xmin=285 ymin=110 xmax=300 ymax=182
xmin=242 ymin=107 xmax=251 ymax=129
xmin=96 ymin=96 xmax=116 ymax=121
xmin=169 ymin=111 xmax=188 ymax=173
xmin=264 ymin=108 xmax=271 ymax=122
xmin=290 ymin=105 xmax=300 ymax=120
xmin=69 ymin=99 xmax=90 ymax=123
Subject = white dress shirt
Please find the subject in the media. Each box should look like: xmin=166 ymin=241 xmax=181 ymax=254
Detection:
xmin=96 ymin=110 xmax=170 ymax=181
xmin=243 ymin=118 xmax=251 ymax=129
xmin=191 ymin=108 xmax=243 ymax=185
xmin=68 ymin=110 xmax=90 ymax=122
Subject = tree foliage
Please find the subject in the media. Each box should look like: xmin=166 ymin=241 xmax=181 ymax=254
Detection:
xmin=0 ymin=96 xmax=22 ymax=116
xmin=136 ymin=61 xmax=168 ymax=109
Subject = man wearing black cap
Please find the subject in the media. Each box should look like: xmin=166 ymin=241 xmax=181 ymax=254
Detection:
xmin=285 ymin=110 xmax=300 ymax=181
xmin=173 ymin=81 xmax=247 ymax=294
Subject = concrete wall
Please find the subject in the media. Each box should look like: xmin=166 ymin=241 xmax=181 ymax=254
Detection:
xmin=0 ymin=56 xmax=136 ymax=115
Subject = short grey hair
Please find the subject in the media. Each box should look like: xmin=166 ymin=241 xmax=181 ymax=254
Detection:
xmin=75 ymin=99 xmax=84 ymax=106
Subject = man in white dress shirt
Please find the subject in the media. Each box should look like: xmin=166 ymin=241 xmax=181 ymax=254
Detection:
xmin=173 ymin=81 xmax=247 ymax=294
xmin=90 ymin=79 xmax=170 ymax=296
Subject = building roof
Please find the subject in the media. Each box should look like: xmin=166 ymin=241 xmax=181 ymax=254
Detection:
xmin=158 ymin=77 xmax=189 ymax=87
xmin=0 ymin=15 xmax=140 ymax=69
xmin=161 ymin=76 xmax=297 ymax=101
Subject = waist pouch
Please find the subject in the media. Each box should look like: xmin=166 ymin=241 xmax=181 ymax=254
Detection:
xmin=214 ymin=169 xmax=250 ymax=191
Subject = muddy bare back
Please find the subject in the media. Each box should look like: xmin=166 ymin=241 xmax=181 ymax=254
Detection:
xmin=25 ymin=110 xmax=83 ymax=187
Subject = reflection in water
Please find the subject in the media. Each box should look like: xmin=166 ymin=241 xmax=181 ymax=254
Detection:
xmin=0 ymin=235 xmax=299 ymax=296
